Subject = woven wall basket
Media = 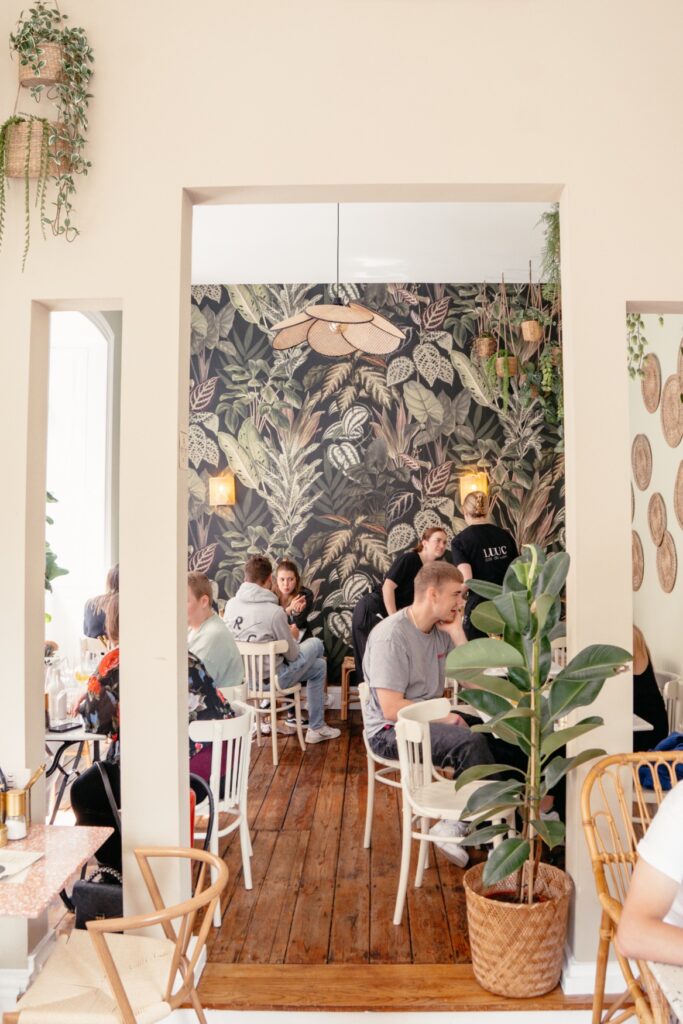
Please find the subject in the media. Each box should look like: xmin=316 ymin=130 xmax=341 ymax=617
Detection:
xmin=632 ymin=531 xmax=644 ymax=591
xmin=521 ymin=320 xmax=543 ymax=344
xmin=678 ymin=337 xmax=683 ymax=381
xmin=496 ymin=356 xmax=518 ymax=378
xmin=661 ymin=374 xmax=683 ymax=448
xmin=675 ymin=462 xmax=683 ymax=530
xmin=472 ymin=336 xmax=496 ymax=360
xmin=17 ymin=43 xmax=63 ymax=87
xmin=463 ymin=861 xmax=572 ymax=998
xmin=631 ymin=482 xmax=635 ymax=523
xmin=5 ymin=120 xmax=67 ymax=179
xmin=631 ymin=434 xmax=653 ymax=491
xmin=657 ymin=531 xmax=677 ymax=593
xmin=641 ymin=352 xmax=661 ymax=413
xmin=648 ymin=492 xmax=667 ymax=547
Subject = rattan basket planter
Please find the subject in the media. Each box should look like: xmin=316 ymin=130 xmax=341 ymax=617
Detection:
xmin=17 ymin=42 xmax=63 ymax=87
xmin=496 ymin=355 xmax=518 ymax=378
xmin=5 ymin=120 xmax=68 ymax=179
xmin=472 ymin=335 xmax=497 ymax=360
xmin=464 ymin=861 xmax=572 ymax=998
xmin=521 ymin=319 xmax=543 ymax=344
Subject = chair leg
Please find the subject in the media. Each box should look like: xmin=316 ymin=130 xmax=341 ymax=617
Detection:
xmin=364 ymin=755 xmax=375 ymax=849
xmin=415 ymin=816 xmax=430 ymax=886
xmin=240 ymin=815 xmax=253 ymax=891
xmin=293 ymin=690 xmax=306 ymax=752
xmin=254 ymin=699 xmax=263 ymax=748
xmin=189 ymin=984 xmax=208 ymax=1024
xmin=592 ymin=911 xmax=611 ymax=1024
xmin=393 ymin=796 xmax=413 ymax=926
xmin=210 ymin=819 xmax=222 ymax=929
xmin=341 ymin=666 xmax=349 ymax=721
xmin=270 ymin=692 xmax=279 ymax=767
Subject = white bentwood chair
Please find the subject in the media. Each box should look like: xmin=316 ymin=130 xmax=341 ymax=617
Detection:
xmin=393 ymin=698 xmax=516 ymax=926
xmin=236 ymin=640 xmax=306 ymax=766
xmin=189 ymin=702 xmax=255 ymax=927
xmin=358 ymin=682 xmax=401 ymax=848
xmin=655 ymin=670 xmax=682 ymax=732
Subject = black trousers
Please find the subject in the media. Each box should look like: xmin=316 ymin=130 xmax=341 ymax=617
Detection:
xmin=70 ymin=761 xmax=121 ymax=872
xmin=351 ymin=591 xmax=386 ymax=681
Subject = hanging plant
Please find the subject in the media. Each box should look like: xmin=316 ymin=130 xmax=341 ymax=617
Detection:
xmin=0 ymin=114 xmax=52 ymax=269
xmin=626 ymin=312 xmax=663 ymax=380
xmin=5 ymin=0 xmax=94 ymax=263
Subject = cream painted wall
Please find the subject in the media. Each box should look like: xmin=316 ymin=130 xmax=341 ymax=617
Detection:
xmin=631 ymin=314 xmax=683 ymax=675
xmin=2 ymin=0 xmax=683 ymax=982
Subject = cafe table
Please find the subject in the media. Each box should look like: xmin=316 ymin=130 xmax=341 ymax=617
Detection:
xmin=647 ymin=960 xmax=683 ymax=1022
xmin=0 ymin=823 xmax=113 ymax=918
xmin=44 ymin=725 xmax=108 ymax=823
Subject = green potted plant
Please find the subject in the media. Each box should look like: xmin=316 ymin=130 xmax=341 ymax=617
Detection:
xmin=3 ymin=0 xmax=94 ymax=265
xmin=471 ymin=288 xmax=497 ymax=361
xmin=445 ymin=545 xmax=630 ymax=998
xmin=0 ymin=114 xmax=53 ymax=268
xmin=45 ymin=491 xmax=68 ymax=623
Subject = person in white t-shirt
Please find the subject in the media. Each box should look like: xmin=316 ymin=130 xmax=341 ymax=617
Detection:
xmin=617 ymin=779 xmax=683 ymax=965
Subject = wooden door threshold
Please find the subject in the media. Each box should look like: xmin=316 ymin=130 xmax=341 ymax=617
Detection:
xmin=197 ymin=963 xmax=593 ymax=1012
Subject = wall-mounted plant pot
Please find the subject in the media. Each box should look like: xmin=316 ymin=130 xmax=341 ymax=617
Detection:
xmin=17 ymin=43 xmax=63 ymax=87
xmin=521 ymin=320 xmax=543 ymax=344
xmin=496 ymin=356 xmax=518 ymax=378
xmin=5 ymin=120 xmax=68 ymax=178
xmin=472 ymin=335 xmax=496 ymax=360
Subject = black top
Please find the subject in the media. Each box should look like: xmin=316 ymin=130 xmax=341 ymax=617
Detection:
xmin=83 ymin=599 xmax=107 ymax=639
xmin=451 ymin=523 xmax=518 ymax=621
xmin=633 ymin=656 xmax=670 ymax=752
xmin=384 ymin=550 xmax=424 ymax=610
xmin=286 ymin=586 xmax=314 ymax=631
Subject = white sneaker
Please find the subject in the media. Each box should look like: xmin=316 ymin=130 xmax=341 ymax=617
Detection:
xmin=429 ymin=819 xmax=469 ymax=867
xmin=260 ymin=722 xmax=271 ymax=736
xmin=276 ymin=719 xmax=297 ymax=735
xmin=305 ymin=724 xmax=341 ymax=744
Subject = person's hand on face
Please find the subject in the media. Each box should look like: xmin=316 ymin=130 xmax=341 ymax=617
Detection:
xmin=435 ymin=583 xmax=466 ymax=628
xmin=289 ymin=594 xmax=306 ymax=615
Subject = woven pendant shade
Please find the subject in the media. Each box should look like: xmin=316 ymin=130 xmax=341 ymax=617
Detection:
xmin=272 ymin=300 xmax=405 ymax=357
xmin=304 ymin=304 xmax=371 ymax=323
xmin=271 ymin=312 xmax=314 ymax=350
xmin=307 ymin=319 xmax=355 ymax=355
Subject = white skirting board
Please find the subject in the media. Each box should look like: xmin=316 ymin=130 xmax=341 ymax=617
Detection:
xmin=0 ymin=927 xmax=56 ymax=1014
xmin=170 ymin=1014 xmax=592 ymax=1023
xmin=561 ymin=947 xmax=624 ymax=996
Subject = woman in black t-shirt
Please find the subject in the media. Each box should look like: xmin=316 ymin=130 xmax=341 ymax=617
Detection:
xmin=351 ymin=526 xmax=448 ymax=680
xmin=632 ymin=626 xmax=669 ymax=751
xmin=451 ymin=492 xmax=518 ymax=641
xmin=275 ymin=559 xmax=314 ymax=639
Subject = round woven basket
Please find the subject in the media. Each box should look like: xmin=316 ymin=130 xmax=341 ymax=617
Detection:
xmin=657 ymin=531 xmax=677 ymax=593
xmin=5 ymin=120 xmax=67 ymax=179
xmin=17 ymin=43 xmax=63 ymax=87
xmin=661 ymin=374 xmax=683 ymax=448
xmin=521 ymin=320 xmax=543 ymax=344
xmin=648 ymin=492 xmax=667 ymax=547
xmin=675 ymin=462 xmax=683 ymax=529
xmin=496 ymin=355 xmax=518 ymax=378
xmin=631 ymin=434 xmax=653 ymax=491
xmin=472 ymin=336 xmax=496 ymax=360
xmin=641 ymin=352 xmax=661 ymax=414
xmin=463 ymin=861 xmax=572 ymax=998
xmin=633 ymin=530 xmax=644 ymax=591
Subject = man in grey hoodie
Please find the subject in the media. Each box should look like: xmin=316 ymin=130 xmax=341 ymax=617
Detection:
xmin=224 ymin=555 xmax=340 ymax=744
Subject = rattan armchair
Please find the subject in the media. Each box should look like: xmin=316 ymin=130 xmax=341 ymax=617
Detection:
xmin=581 ymin=751 xmax=683 ymax=1024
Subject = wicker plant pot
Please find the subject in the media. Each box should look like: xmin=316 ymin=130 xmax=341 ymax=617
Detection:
xmin=464 ymin=861 xmax=572 ymax=998
xmin=496 ymin=355 xmax=518 ymax=378
xmin=472 ymin=335 xmax=496 ymax=360
xmin=5 ymin=120 xmax=68 ymax=179
xmin=521 ymin=319 xmax=543 ymax=344
xmin=17 ymin=43 xmax=63 ymax=87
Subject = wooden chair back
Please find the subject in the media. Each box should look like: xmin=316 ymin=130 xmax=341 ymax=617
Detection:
xmin=236 ymin=639 xmax=289 ymax=698
xmin=188 ymin=702 xmax=254 ymax=809
xmin=396 ymin=698 xmax=451 ymax=800
xmin=581 ymin=751 xmax=683 ymax=1024
xmin=86 ymin=846 xmax=229 ymax=1024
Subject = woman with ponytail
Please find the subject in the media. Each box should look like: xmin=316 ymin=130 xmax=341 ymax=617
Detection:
xmin=451 ymin=491 xmax=518 ymax=640
xmin=351 ymin=526 xmax=448 ymax=682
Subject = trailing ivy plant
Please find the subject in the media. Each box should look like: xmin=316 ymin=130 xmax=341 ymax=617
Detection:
xmin=9 ymin=0 xmax=94 ymax=249
xmin=626 ymin=312 xmax=664 ymax=380
xmin=45 ymin=491 xmax=68 ymax=622
xmin=445 ymin=545 xmax=630 ymax=905
xmin=0 ymin=114 xmax=51 ymax=268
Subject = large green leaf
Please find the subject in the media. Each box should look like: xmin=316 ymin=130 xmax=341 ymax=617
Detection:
xmin=492 ymin=591 xmax=530 ymax=634
xmin=540 ymin=716 xmax=604 ymax=758
xmin=559 ymin=644 xmax=632 ymax=682
xmin=217 ymin=433 xmax=260 ymax=488
xmin=547 ymin=676 xmax=606 ymax=721
xmin=450 ymin=350 xmax=496 ymax=408
xmin=458 ymin=823 xmax=511 ymax=847
xmin=463 ymin=780 xmax=524 ymax=816
xmin=467 ymin=580 xmax=503 ymax=600
xmin=227 ymin=285 xmax=267 ymax=326
xmin=482 ymin=838 xmax=530 ymax=887
xmin=543 ymin=748 xmax=604 ymax=791
xmin=443 ymin=687 xmax=511 ymax=719
xmin=533 ymin=593 xmax=556 ymax=631
xmin=456 ymin=673 xmax=525 ymax=703
xmin=454 ymin=763 xmax=524 ymax=791
xmin=470 ymin=601 xmax=505 ymax=636
xmin=402 ymin=381 xmax=444 ymax=426
xmin=530 ymin=817 xmax=566 ymax=849
xmin=536 ymin=551 xmax=570 ymax=597
xmin=446 ymin=638 xmax=525 ymax=674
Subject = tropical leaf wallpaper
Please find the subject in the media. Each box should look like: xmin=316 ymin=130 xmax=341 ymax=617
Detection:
xmin=189 ymin=282 xmax=565 ymax=680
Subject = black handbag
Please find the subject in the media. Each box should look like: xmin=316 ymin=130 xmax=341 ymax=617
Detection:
xmin=72 ymin=864 xmax=123 ymax=929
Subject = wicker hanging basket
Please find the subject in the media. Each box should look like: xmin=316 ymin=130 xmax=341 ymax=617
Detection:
xmin=464 ymin=861 xmax=572 ymax=998
xmin=5 ymin=120 xmax=68 ymax=179
xmin=521 ymin=319 xmax=543 ymax=345
xmin=472 ymin=335 xmax=496 ymax=360
xmin=17 ymin=43 xmax=63 ymax=87
xmin=496 ymin=355 xmax=518 ymax=378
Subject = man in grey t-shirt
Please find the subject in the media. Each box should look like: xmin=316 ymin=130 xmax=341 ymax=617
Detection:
xmin=363 ymin=561 xmax=494 ymax=775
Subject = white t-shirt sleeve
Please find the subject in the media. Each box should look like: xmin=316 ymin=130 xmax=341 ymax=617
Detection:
xmin=637 ymin=780 xmax=683 ymax=886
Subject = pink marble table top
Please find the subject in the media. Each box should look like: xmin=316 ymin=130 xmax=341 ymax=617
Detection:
xmin=0 ymin=823 xmax=113 ymax=918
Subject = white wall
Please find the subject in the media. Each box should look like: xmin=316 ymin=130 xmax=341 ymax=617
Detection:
xmin=631 ymin=313 xmax=683 ymax=676
xmin=46 ymin=313 xmax=109 ymax=667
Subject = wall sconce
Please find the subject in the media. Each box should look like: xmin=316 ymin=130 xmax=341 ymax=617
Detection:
xmin=209 ymin=471 xmax=236 ymax=507
xmin=459 ymin=469 xmax=489 ymax=506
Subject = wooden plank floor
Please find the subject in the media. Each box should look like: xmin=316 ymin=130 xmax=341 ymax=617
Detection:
xmin=199 ymin=712 xmax=592 ymax=1012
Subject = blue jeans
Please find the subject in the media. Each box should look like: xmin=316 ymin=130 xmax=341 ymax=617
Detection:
xmin=278 ymin=637 xmax=326 ymax=730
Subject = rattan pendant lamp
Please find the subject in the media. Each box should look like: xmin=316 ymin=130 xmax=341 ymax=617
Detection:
xmin=271 ymin=205 xmax=405 ymax=356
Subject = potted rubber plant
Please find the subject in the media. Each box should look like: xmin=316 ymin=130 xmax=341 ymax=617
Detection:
xmin=445 ymin=545 xmax=630 ymax=998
